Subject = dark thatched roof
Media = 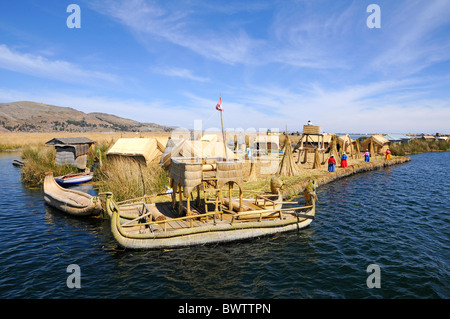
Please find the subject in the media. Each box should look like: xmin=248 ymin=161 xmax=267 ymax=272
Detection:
xmin=45 ymin=137 xmax=95 ymax=146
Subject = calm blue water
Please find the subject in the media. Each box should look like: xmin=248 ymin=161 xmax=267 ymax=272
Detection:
xmin=0 ymin=151 xmax=448 ymax=299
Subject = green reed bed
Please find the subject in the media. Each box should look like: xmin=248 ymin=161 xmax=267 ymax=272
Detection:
xmin=390 ymin=139 xmax=450 ymax=156
xmin=20 ymin=145 xmax=76 ymax=186
xmin=0 ymin=143 xmax=22 ymax=152
xmin=18 ymin=140 xmax=170 ymax=201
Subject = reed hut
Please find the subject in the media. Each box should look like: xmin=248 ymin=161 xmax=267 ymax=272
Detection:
xmin=159 ymin=136 xmax=235 ymax=168
xmin=360 ymin=135 xmax=391 ymax=155
xmin=106 ymin=138 xmax=167 ymax=166
xmin=45 ymin=136 xmax=95 ymax=170
xmin=421 ymin=134 xmax=436 ymax=141
xmin=337 ymin=134 xmax=354 ymax=155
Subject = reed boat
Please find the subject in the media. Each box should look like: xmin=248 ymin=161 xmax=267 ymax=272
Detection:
xmin=101 ymin=156 xmax=316 ymax=250
xmin=103 ymin=193 xmax=314 ymax=250
xmin=54 ymin=172 xmax=93 ymax=186
xmin=44 ymin=172 xmax=102 ymax=217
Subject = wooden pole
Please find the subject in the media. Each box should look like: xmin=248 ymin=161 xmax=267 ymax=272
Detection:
xmin=220 ymin=108 xmax=228 ymax=161
xmin=178 ymin=183 xmax=183 ymax=216
xmin=187 ymin=194 xmax=191 ymax=216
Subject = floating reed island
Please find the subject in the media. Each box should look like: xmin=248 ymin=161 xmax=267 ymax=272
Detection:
xmin=9 ymin=126 xmax=413 ymax=249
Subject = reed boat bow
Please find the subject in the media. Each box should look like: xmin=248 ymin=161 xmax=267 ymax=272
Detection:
xmin=44 ymin=172 xmax=102 ymax=217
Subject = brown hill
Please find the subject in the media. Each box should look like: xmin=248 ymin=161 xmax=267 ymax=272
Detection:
xmin=0 ymin=101 xmax=174 ymax=133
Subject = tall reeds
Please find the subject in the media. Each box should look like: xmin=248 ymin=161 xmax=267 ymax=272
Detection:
xmin=390 ymin=139 xmax=450 ymax=156
xmin=0 ymin=142 xmax=22 ymax=151
xmin=96 ymin=158 xmax=169 ymax=202
xmin=17 ymin=139 xmax=170 ymax=200
xmin=20 ymin=145 xmax=76 ymax=186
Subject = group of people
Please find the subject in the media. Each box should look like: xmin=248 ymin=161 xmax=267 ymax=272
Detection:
xmin=327 ymin=153 xmax=347 ymax=172
xmin=327 ymin=148 xmax=391 ymax=172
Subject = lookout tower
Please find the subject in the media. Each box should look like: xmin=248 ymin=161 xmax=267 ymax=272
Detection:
xmin=295 ymin=125 xmax=326 ymax=164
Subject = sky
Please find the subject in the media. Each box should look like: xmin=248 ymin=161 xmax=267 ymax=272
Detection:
xmin=0 ymin=0 xmax=449 ymax=134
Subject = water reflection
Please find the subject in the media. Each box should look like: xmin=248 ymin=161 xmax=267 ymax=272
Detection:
xmin=62 ymin=183 xmax=98 ymax=196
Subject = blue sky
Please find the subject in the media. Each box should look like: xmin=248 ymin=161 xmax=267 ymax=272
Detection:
xmin=0 ymin=0 xmax=449 ymax=134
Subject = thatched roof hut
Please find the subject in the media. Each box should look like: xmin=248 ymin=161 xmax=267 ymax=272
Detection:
xmin=106 ymin=138 xmax=167 ymax=166
xmin=360 ymin=135 xmax=391 ymax=155
xmin=159 ymin=136 xmax=236 ymax=168
xmin=421 ymin=134 xmax=436 ymax=141
xmin=337 ymin=134 xmax=354 ymax=154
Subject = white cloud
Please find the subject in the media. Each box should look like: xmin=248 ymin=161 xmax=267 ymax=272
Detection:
xmin=93 ymin=0 xmax=262 ymax=65
xmin=153 ymin=66 xmax=210 ymax=82
xmin=0 ymin=44 xmax=119 ymax=84
xmin=369 ymin=0 xmax=450 ymax=76
xmin=1 ymin=74 xmax=449 ymax=134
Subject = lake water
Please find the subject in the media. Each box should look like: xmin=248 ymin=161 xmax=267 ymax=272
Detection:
xmin=0 ymin=151 xmax=448 ymax=299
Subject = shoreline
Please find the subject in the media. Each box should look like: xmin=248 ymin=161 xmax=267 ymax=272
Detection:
xmin=279 ymin=156 xmax=411 ymax=200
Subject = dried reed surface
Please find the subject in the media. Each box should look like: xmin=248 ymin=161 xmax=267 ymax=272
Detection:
xmin=240 ymin=153 xmax=411 ymax=201
xmin=0 ymin=132 xmax=173 ymax=150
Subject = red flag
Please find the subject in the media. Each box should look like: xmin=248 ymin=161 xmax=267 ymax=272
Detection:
xmin=216 ymin=97 xmax=222 ymax=111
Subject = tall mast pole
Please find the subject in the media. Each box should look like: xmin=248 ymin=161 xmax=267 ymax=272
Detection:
xmin=219 ymin=94 xmax=228 ymax=161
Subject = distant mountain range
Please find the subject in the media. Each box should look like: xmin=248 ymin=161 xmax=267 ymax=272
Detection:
xmin=0 ymin=101 xmax=174 ymax=133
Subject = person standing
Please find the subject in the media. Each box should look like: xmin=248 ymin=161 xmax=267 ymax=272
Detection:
xmin=328 ymin=155 xmax=336 ymax=172
xmin=341 ymin=152 xmax=348 ymax=167
xmin=385 ymin=148 xmax=391 ymax=160
xmin=364 ymin=149 xmax=370 ymax=162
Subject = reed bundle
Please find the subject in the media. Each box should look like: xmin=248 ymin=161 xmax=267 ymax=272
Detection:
xmin=277 ymin=134 xmax=300 ymax=176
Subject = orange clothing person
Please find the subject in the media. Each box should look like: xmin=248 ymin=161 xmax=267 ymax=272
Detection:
xmin=385 ymin=148 xmax=391 ymax=160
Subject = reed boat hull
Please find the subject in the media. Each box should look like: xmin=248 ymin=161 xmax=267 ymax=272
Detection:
xmin=44 ymin=172 xmax=102 ymax=216
xmin=105 ymin=195 xmax=315 ymax=250
xmin=111 ymin=213 xmax=314 ymax=250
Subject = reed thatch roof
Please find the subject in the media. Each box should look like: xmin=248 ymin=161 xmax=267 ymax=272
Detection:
xmin=106 ymin=138 xmax=167 ymax=165
xmin=360 ymin=134 xmax=390 ymax=147
xmin=360 ymin=135 xmax=390 ymax=155
xmin=160 ymin=137 xmax=236 ymax=168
